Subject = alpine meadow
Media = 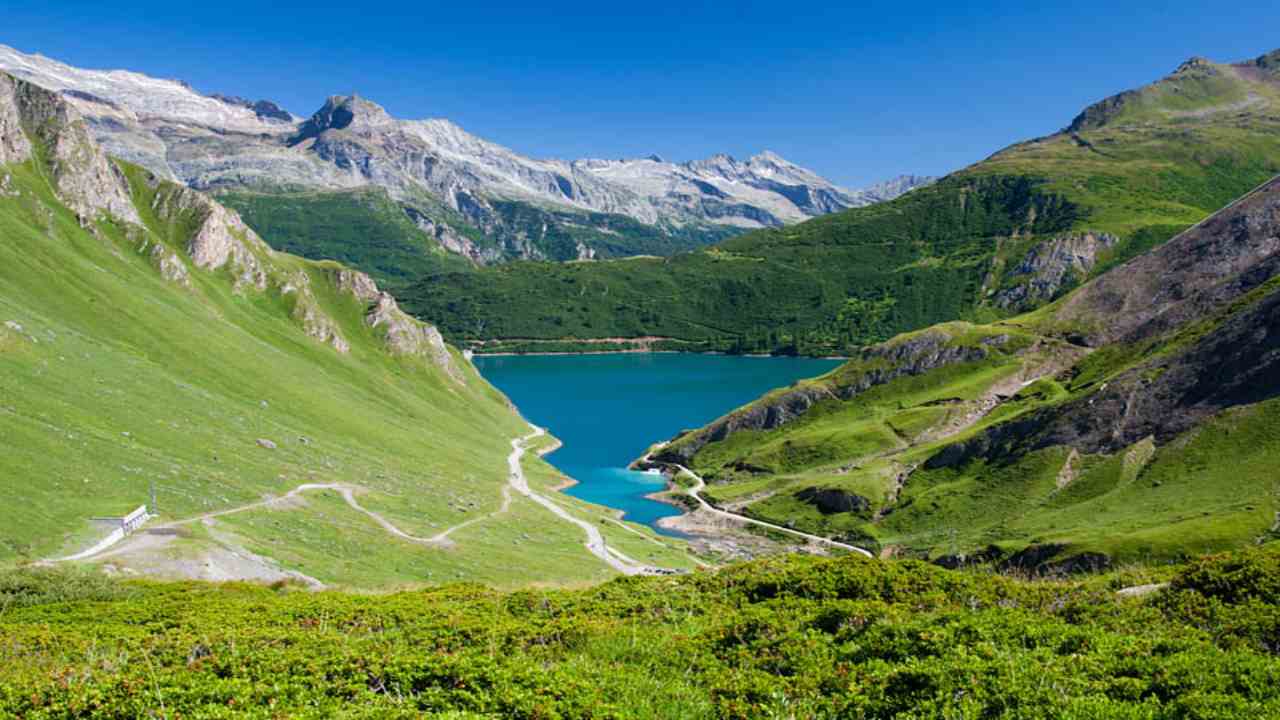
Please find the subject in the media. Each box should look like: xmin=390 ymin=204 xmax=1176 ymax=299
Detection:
xmin=3 ymin=12 xmax=1280 ymax=718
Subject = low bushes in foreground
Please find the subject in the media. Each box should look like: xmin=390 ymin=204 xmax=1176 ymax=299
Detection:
xmin=2 ymin=546 xmax=1279 ymax=718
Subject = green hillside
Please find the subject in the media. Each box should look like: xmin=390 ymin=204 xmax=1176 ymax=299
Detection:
xmin=4 ymin=546 xmax=1280 ymax=717
xmin=0 ymin=72 xmax=695 ymax=588
xmin=217 ymin=187 xmax=473 ymax=286
xmin=401 ymin=49 xmax=1280 ymax=356
xmin=652 ymin=172 xmax=1280 ymax=571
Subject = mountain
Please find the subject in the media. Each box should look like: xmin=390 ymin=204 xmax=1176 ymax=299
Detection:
xmin=402 ymin=47 xmax=1280 ymax=355
xmin=651 ymin=172 xmax=1280 ymax=571
xmin=0 ymin=44 xmax=931 ymax=266
xmin=0 ymin=71 xmax=694 ymax=586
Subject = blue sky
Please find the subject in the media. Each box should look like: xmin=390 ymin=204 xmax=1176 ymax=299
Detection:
xmin=2 ymin=1 xmax=1276 ymax=186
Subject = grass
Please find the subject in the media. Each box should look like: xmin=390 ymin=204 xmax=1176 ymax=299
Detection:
xmin=4 ymin=545 xmax=1280 ymax=717
xmin=0 ymin=146 xmax=698 ymax=586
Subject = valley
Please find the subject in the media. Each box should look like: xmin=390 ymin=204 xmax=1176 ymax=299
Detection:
xmin=0 ymin=71 xmax=699 ymax=588
xmin=3 ymin=15 xmax=1280 ymax=717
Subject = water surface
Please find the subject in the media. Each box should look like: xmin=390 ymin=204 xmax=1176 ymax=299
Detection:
xmin=474 ymin=353 xmax=842 ymax=533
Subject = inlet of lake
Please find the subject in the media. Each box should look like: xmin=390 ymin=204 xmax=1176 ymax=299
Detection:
xmin=473 ymin=353 xmax=842 ymax=534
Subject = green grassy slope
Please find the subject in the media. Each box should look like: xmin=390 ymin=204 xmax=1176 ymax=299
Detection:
xmin=402 ymin=48 xmax=1280 ymax=355
xmin=4 ymin=545 xmax=1280 ymax=717
xmin=0 ymin=81 xmax=695 ymax=587
xmin=657 ymin=174 xmax=1280 ymax=569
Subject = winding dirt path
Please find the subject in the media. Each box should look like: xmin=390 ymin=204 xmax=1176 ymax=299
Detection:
xmin=52 ymin=429 xmax=669 ymax=578
xmin=666 ymin=462 xmax=874 ymax=558
xmin=508 ymin=428 xmax=664 ymax=576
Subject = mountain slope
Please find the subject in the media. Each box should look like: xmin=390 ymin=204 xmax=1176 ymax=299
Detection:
xmin=652 ymin=173 xmax=1280 ymax=570
xmin=403 ymin=48 xmax=1280 ymax=355
xmin=0 ymin=44 xmax=929 ymax=266
xmin=0 ymin=72 xmax=694 ymax=586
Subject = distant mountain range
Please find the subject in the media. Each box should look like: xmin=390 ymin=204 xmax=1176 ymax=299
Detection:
xmin=0 ymin=44 xmax=933 ymax=263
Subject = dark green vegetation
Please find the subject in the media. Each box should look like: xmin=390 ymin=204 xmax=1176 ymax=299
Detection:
xmin=4 ymin=546 xmax=1280 ymax=717
xmin=483 ymin=199 xmax=743 ymax=260
xmin=656 ymin=163 xmax=1280 ymax=571
xmin=217 ymin=187 xmax=472 ymax=286
xmin=222 ymin=185 xmax=743 ymax=283
xmin=403 ymin=49 xmax=1280 ymax=355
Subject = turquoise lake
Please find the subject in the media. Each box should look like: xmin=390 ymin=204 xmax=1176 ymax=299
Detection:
xmin=473 ymin=353 xmax=842 ymax=533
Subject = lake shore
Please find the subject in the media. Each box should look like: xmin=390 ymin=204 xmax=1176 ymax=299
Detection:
xmin=474 ymin=352 xmax=843 ymax=532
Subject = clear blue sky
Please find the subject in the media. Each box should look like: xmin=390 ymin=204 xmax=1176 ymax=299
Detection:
xmin=2 ymin=1 xmax=1277 ymax=186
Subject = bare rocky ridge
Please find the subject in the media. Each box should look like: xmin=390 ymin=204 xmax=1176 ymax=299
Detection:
xmin=0 ymin=44 xmax=933 ymax=264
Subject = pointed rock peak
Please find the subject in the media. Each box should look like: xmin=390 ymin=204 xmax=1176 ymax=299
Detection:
xmin=1174 ymin=56 xmax=1215 ymax=75
xmin=1256 ymin=48 xmax=1280 ymax=74
xmin=645 ymin=153 xmax=665 ymax=163
xmin=749 ymin=150 xmax=801 ymax=170
xmin=294 ymin=94 xmax=393 ymax=142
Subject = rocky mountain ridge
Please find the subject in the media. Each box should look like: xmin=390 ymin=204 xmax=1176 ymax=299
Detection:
xmin=0 ymin=44 xmax=932 ymax=263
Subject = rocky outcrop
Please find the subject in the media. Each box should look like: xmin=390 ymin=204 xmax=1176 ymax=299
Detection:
xmin=282 ymin=271 xmax=349 ymax=353
xmin=405 ymin=207 xmax=500 ymax=265
xmin=0 ymin=71 xmax=139 ymax=225
xmin=795 ymin=487 xmax=871 ymax=516
xmin=928 ymin=177 xmax=1280 ymax=470
xmin=333 ymin=268 xmax=380 ymax=303
xmin=994 ymin=232 xmax=1118 ymax=310
xmin=149 ymin=182 xmax=270 ymax=292
xmin=366 ymin=292 xmax=461 ymax=382
xmin=147 ymin=242 xmax=191 ymax=287
xmin=0 ymin=73 xmax=32 ymax=165
xmin=336 ymin=266 xmax=463 ymax=381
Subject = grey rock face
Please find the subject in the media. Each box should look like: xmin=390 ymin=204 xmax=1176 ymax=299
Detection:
xmin=366 ymin=292 xmax=461 ymax=382
xmin=333 ymin=268 xmax=381 ymax=303
xmin=282 ymin=270 xmax=349 ymax=353
xmin=0 ymin=74 xmax=32 ymax=165
xmin=1053 ymin=177 xmax=1280 ymax=347
xmin=0 ymin=45 xmax=932 ymax=263
xmin=1 ymin=72 xmax=140 ymax=225
xmin=149 ymin=243 xmax=192 ymax=287
xmin=994 ymin=232 xmax=1118 ymax=310
xmin=148 ymin=182 xmax=270 ymax=291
